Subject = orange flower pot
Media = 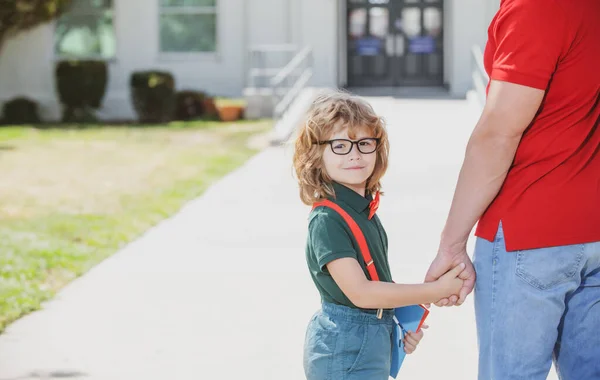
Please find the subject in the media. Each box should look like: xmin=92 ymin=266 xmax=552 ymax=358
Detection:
xmin=217 ymin=105 xmax=244 ymax=122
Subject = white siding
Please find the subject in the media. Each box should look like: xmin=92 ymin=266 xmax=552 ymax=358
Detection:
xmin=0 ymin=0 xmax=502 ymax=121
xmin=485 ymin=0 xmax=501 ymax=29
xmin=246 ymin=0 xmax=338 ymax=88
xmin=300 ymin=0 xmax=338 ymax=88
xmin=0 ymin=24 xmax=58 ymax=120
xmin=446 ymin=0 xmax=488 ymax=96
xmin=0 ymin=0 xmax=246 ymax=121
xmin=247 ymin=0 xmax=291 ymax=45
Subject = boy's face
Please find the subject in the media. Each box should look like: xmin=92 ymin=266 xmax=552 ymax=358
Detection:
xmin=322 ymin=126 xmax=377 ymax=196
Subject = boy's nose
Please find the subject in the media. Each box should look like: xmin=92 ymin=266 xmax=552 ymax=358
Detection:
xmin=348 ymin=148 xmax=361 ymax=160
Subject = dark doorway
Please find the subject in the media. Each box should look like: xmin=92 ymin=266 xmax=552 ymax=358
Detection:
xmin=346 ymin=0 xmax=444 ymax=87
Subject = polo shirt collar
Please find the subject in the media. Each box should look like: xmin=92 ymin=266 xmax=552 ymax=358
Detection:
xmin=331 ymin=182 xmax=372 ymax=214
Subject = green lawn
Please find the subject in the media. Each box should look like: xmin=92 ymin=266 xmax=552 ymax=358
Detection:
xmin=0 ymin=120 xmax=271 ymax=332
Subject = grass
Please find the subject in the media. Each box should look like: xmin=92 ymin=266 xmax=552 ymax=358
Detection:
xmin=0 ymin=119 xmax=272 ymax=333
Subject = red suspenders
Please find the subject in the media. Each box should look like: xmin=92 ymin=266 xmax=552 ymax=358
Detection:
xmin=312 ymin=199 xmax=384 ymax=318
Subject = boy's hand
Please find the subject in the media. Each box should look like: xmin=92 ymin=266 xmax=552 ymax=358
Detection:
xmin=433 ymin=262 xmax=465 ymax=301
xmin=403 ymin=324 xmax=428 ymax=354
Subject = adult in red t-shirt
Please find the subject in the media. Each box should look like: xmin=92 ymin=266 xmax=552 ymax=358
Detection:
xmin=425 ymin=0 xmax=600 ymax=379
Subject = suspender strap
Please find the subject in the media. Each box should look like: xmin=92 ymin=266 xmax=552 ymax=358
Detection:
xmin=312 ymin=200 xmax=380 ymax=282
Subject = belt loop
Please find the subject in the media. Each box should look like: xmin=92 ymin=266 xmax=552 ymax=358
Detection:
xmin=376 ymin=308 xmax=383 ymax=319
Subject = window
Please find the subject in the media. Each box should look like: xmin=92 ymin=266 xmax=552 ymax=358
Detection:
xmin=55 ymin=0 xmax=116 ymax=59
xmin=159 ymin=0 xmax=217 ymax=53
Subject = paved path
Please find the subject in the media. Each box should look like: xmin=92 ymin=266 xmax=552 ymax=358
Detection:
xmin=0 ymin=94 xmax=558 ymax=380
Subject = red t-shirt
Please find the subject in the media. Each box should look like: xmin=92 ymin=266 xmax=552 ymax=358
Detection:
xmin=476 ymin=0 xmax=600 ymax=251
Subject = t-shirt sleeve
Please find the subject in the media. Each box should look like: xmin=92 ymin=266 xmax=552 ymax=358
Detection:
xmin=308 ymin=211 xmax=358 ymax=272
xmin=490 ymin=0 xmax=570 ymax=90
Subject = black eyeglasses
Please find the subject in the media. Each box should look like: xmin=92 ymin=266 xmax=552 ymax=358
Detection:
xmin=318 ymin=138 xmax=380 ymax=155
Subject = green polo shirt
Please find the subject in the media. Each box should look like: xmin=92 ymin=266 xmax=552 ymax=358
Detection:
xmin=305 ymin=182 xmax=393 ymax=309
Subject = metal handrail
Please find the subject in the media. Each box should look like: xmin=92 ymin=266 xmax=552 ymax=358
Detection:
xmin=273 ymin=69 xmax=313 ymax=118
xmin=244 ymin=44 xmax=313 ymax=122
xmin=471 ymin=45 xmax=489 ymax=106
xmin=271 ymin=47 xmax=313 ymax=120
xmin=246 ymin=44 xmax=298 ymax=88
xmin=270 ymin=46 xmax=312 ymax=87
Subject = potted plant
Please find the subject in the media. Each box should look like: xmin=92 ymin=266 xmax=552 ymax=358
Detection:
xmin=215 ymin=98 xmax=246 ymax=122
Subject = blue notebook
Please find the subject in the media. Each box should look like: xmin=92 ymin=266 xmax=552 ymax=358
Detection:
xmin=390 ymin=304 xmax=430 ymax=379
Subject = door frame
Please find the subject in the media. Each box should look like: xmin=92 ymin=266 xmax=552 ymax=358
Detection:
xmin=339 ymin=0 xmax=447 ymax=88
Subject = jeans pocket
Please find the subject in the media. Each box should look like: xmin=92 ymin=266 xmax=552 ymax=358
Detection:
xmin=304 ymin=313 xmax=339 ymax=380
xmin=515 ymin=244 xmax=585 ymax=290
xmin=343 ymin=323 xmax=369 ymax=374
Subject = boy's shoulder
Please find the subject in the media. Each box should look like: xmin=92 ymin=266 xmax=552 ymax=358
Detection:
xmin=307 ymin=204 xmax=355 ymax=244
xmin=308 ymin=202 xmax=348 ymax=230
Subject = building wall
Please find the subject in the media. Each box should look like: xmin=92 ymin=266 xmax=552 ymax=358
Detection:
xmin=0 ymin=0 xmax=246 ymax=121
xmin=443 ymin=0 xmax=500 ymax=96
xmin=299 ymin=0 xmax=339 ymax=88
xmin=0 ymin=0 xmax=501 ymax=121
xmin=446 ymin=0 xmax=488 ymax=96
xmin=247 ymin=0 xmax=290 ymax=46
xmin=0 ymin=24 xmax=58 ymax=120
xmin=245 ymin=0 xmax=298 ymax=89
xmin=248 ymin=0 xmax=338 ymax=88
xmin=485 ymin=0 xmax=501 ymax=31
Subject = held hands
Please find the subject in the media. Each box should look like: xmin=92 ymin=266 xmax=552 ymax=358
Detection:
xmin=434 ymin=262 xmax=466 ymax=300
xmin=425 ymin=245 xmax=476 ymax=307
xmin=403 ymin=264 xmax=464 ymax=355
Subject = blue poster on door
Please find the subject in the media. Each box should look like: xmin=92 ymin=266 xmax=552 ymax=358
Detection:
xmin=408 ymin=36 xmax=435 ymax=54
xmin=355 ymin=37 xmax=383 ymax=56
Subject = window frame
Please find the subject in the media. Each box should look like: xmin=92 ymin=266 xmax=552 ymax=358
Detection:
xmin=158 ymin=1 xmax=219 ymax=57
xmin=53 ymin=0 xmax=117 ymax=61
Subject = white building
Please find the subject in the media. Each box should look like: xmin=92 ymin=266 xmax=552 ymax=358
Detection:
xmin=0 ymin=0 xmax=499 ymax=121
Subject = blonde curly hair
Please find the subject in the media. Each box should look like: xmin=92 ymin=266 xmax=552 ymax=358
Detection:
xmin=293 ymin=90 xmax=389 ymax=206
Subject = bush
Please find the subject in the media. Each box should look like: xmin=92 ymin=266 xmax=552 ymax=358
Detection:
xmin=0 ymin=1 xmax=73 ymax=49
xmin=130 ymin=71 xmax=175 ymax=123
xmin=1 ymin=97 xmax=41 ymax=125
xmin=55 ymin=60 xmax=108 ymax=122
xmin=202 ymin=97 xmax=218 ymax=119
xmin=174 ymin=90 xmax=206 ymax=121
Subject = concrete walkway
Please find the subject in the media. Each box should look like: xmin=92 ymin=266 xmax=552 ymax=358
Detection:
xmin=0 ymin=94 xmax=558 ymax=380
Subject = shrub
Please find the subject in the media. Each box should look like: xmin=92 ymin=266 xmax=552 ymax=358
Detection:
xmin=130 ymin=71 xmax=175 ymax=123
xmin=0 ymin=0 xmax=73 ymax=52
xmin=174 ymin=90 xmax=206 ymax=121
xmin=1 ymin=97 xmax=41 ymax=125
xmin=202 ymin=97 xmax=218 ymax=119
xmin=55 ymin=60 xmax=108 ymax=122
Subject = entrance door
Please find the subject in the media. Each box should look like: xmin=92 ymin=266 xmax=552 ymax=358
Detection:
xmin=347 ymin=0 xmax=444 ymax=87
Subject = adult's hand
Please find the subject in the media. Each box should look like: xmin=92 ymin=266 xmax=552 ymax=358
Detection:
xmin=425 ymin=246 xmax=475 ymax=307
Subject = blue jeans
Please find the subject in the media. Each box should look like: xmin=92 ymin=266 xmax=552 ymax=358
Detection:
xmin=474 ymin=223 xmax=600 ymax=380
xmin=303 ymin=302 xmax=394 ymax=380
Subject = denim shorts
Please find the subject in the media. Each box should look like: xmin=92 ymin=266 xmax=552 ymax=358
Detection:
xmin=474 ymin=222 xmax=600 ymax=380
xmin=303 ymin=302 xmax=394 ymax=380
